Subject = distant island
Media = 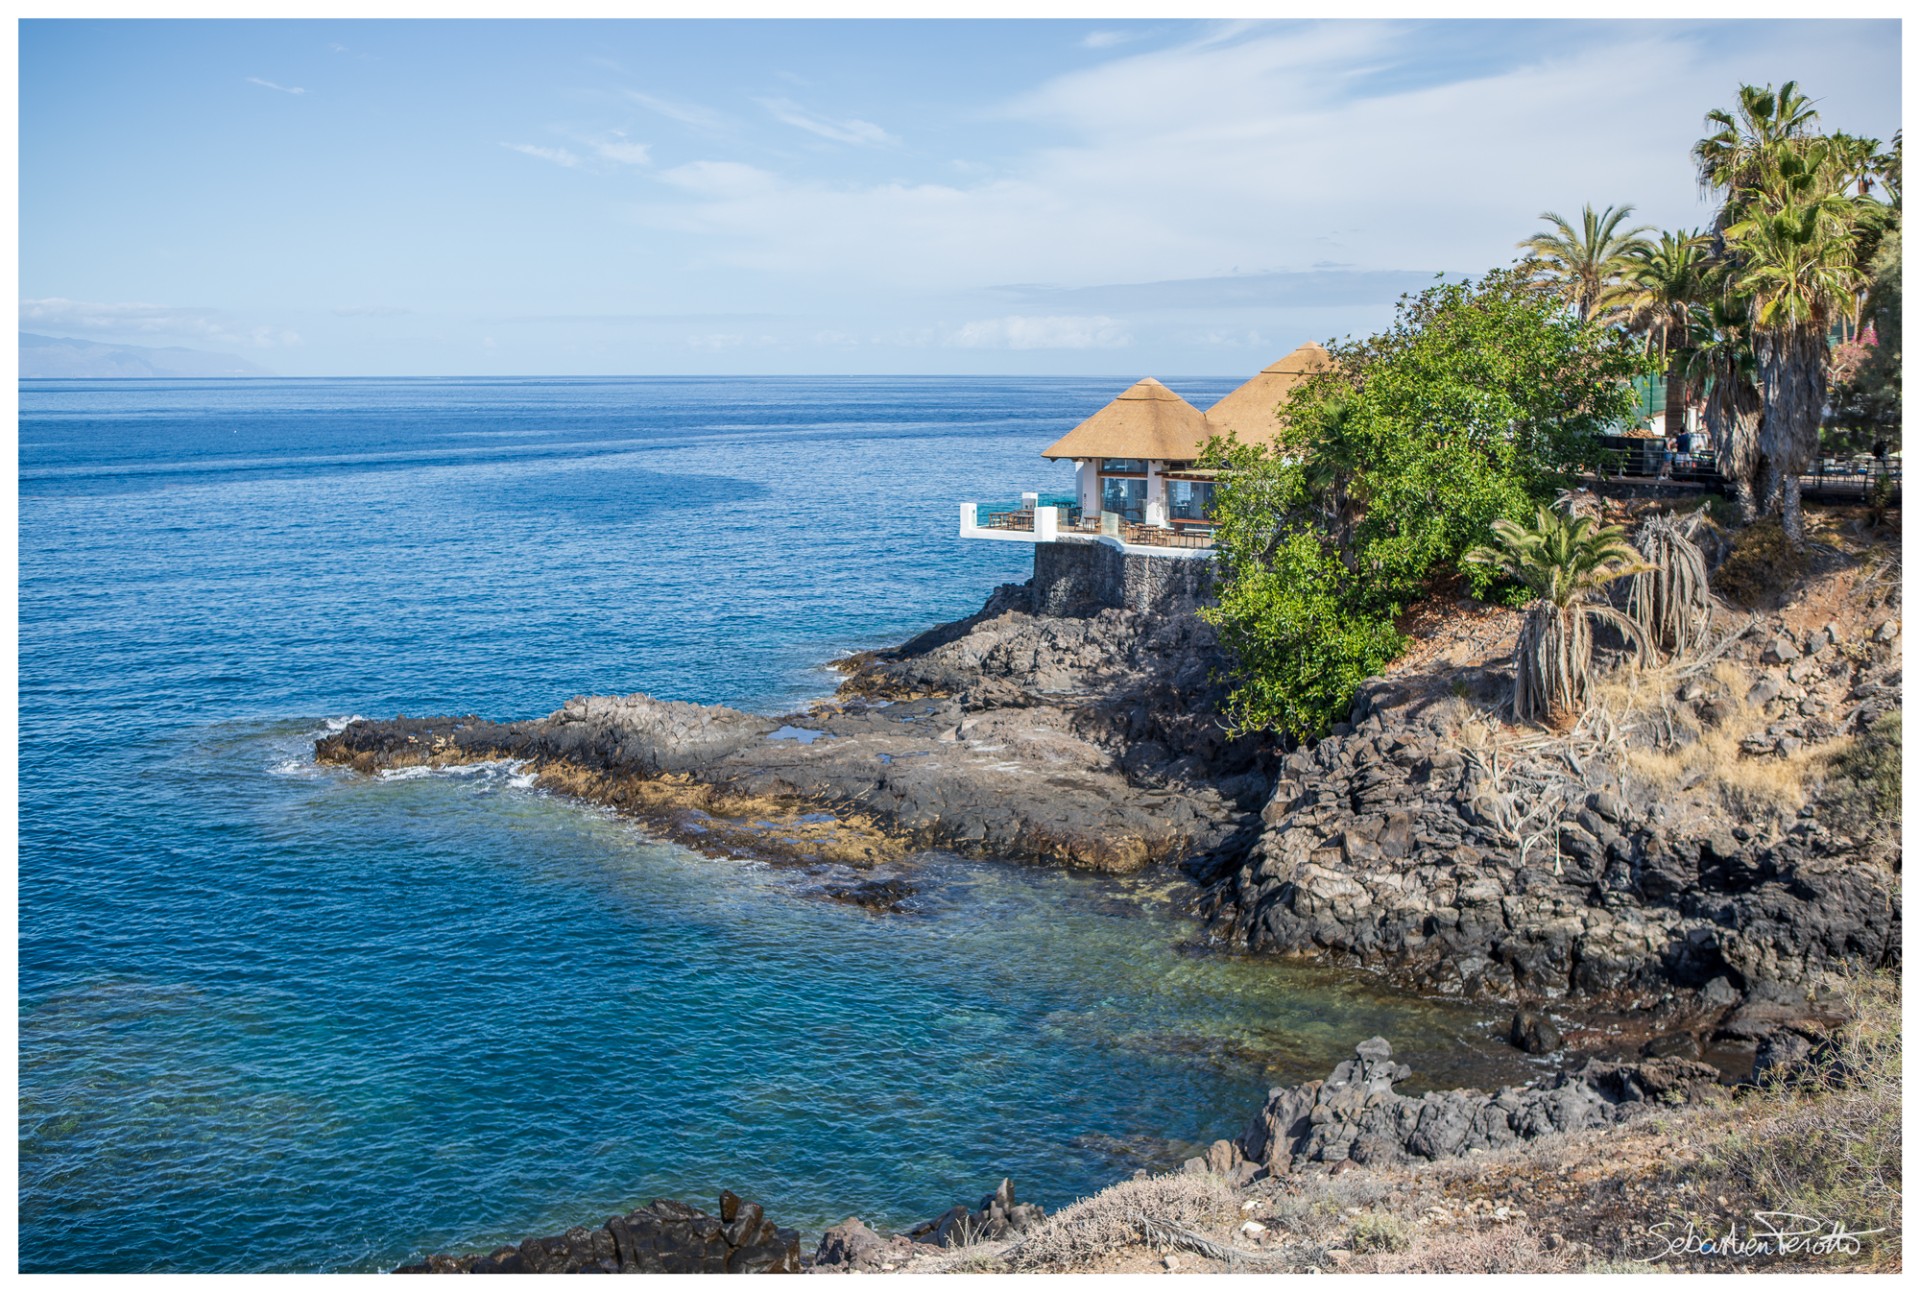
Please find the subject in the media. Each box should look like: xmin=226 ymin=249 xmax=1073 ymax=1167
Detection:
xmin=19 ymin=331 xmax=273 ymax=379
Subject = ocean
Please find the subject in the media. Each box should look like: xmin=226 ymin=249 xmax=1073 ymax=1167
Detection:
xmin=16 ymin=376 xmax=1522 ymax=1272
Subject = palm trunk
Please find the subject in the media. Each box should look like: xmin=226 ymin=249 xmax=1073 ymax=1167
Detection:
xmin=1780 ymin=472 xmax=1806 ymax=547
xmin=1754 ymin=324 xmax=1828 ymax=550
xmin=1663 ymin=363 xmax=1690 ymax=444
xmin=1514 ymin=600 xmax=1590 ymax=727
xmin=1703 ymin=359 xmax=1764 ymax=524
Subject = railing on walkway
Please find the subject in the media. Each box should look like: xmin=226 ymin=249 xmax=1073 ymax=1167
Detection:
xmin=1592 ymin=441 xmax=1900 ymax=506
xmin=962 ymin=500 xmax=1217 ymax=550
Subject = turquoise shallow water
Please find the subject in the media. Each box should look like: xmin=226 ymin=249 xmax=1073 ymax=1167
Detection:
xmin=18 ymin=377 xmax=1527 ymax=1272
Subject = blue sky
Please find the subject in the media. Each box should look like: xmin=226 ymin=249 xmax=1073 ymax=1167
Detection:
xmin=18 ymin=18 xmax=1903 ymax=376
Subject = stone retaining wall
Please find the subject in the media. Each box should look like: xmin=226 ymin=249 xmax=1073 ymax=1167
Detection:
xmin=1032 ymin=540 xmax=1213 ymax=616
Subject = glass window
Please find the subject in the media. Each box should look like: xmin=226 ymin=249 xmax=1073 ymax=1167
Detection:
xmin=1100 ymin=458 xmax=1145 ymax=475
xmin=1102 ymin=476 xmax=1146 ymax=523
xmin=1167 ymin=479 xmax=1215 ymax=521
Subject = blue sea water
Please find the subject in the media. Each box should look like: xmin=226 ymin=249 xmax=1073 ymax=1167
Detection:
xmin=17 ymin=376 xmax=1525 ymax=1273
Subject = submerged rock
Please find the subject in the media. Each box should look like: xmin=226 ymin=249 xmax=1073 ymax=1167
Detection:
xmin=395 ymin=1193 xmax=801 ymax=1274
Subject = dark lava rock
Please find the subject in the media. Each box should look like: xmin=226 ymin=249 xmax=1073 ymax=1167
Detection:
xmin=1196 ymin=1037 xmax=1722 ymax=1181
xmin=1199 ymin=665 xmax=1901 ymax=1011
xmin=823 ymin=877 xmax=915 ymax=913
xmin=813 ymin=1218 xmax=895 ymax=1270
xmin=902 ymin=1179 xmax=1045 ymax=1248
xmin=396 ymin=1194 xmax=801 ymax=1274
xmin=319 ymin=584 xmax=1273 ymax=877
xmin=1509 ymin=1009 xmax=1563 ymax=1055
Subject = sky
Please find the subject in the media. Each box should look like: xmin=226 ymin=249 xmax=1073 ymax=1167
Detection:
xmin=16 ymin=17 xmax=1904 ymax=377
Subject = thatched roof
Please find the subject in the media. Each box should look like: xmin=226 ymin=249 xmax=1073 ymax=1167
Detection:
xmin=1204 ymin=342 xmax=1333 ymax=447
xmin=1040 ymin=378 xmax=1219 ymax=461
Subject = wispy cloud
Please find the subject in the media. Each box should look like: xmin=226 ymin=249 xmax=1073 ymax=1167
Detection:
xmin=246 ymin=76 xmax=305 ymax=95
xmin=624 ymin=89 xmax=729 ymax=134
xmin=755 ymin=97 xmax=896 ymax=147
xmin=333 ymin=304 xmax=411 ymax=318
xmin=1080 ymin=30 xmax=1142 ymax=50
xmin=587 ymin=132 xmax=651 ymax=166
xmin=21 ymin=297 xmax=300 ymax=348
xmin=501 ymin=141 xmax=583 ymax=168
xmin=947 ymin=314 xmax=1132 ymax=351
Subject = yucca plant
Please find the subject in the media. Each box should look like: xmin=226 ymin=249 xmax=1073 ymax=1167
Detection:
xmin=1467 ymin=505 xmax=1650 ymax=725
xmin=1625 ymin=510 xmax=1717 ymax=659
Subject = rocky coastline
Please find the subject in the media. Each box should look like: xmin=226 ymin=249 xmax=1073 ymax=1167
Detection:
xmin=324 ymin=519 xmax=1899 ymax=1273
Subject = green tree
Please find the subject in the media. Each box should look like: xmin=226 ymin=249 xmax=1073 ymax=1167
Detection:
xmin=1519 ymin=204 xmax=1655 ymax=321
xmin=1611 ymin=229 xmax=1711 ymax=443
xmin=1465 ymin=505 xmax=1648 ymax=724
xmin=1202 ymin=268 xmax=1649 ymax=739
xmin=1828 ymin=211 xmax=1902 ymax=457
xmin=1725 ymin=152 xmax=1868 ymax=547
xmin=1693 ymin=80 xmax=1820 ymax=224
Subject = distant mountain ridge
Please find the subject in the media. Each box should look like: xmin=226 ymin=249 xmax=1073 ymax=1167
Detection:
xmin=19 ymin=332 xmax=273 ymax=378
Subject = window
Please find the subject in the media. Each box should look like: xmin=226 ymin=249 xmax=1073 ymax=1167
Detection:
xmin=1167 ymin=479 xmax=1215 ymax=521
xmin=1100 ymin=458 xmax=1146 ymax=475
xmin=1102 ymin=476 xmax=1146 ymax=522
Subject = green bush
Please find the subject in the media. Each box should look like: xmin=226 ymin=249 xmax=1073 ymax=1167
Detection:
xmin=1204 ymin=268 xmax=1651 ymax=738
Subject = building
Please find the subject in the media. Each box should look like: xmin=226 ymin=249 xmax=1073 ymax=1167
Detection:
xmin=960 ymin=343 xmax=1331 ymax=558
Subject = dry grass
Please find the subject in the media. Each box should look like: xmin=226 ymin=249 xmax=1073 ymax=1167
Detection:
xmin=1597 ymin=660 xmax=1835 ymax=823
xmin=1692 ymin=976 xmax=1903 ymax=1271
xmin=1369 ymin=1223 xmax=1574 ymax=1274
xmin=1003 ymin=1173 xmax=1241 ymax=1271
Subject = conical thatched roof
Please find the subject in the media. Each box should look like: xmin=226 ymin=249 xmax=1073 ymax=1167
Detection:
xmin=1041 ymin=378 xmax=1219 ymax=461
xmin=1204 ymin=342 xmax=1333 ymax=447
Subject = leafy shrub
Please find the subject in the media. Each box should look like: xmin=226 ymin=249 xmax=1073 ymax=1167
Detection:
xmin=1204 ymin=268 xmax=1651 ymax=738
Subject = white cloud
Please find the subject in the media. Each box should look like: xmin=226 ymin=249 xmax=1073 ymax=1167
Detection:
xmin=588 ymin=133 xmax=651 ymax=166
xmin=246 ymin=76 xmax=305 ymax=95
xmin=333 ymin=304 xmax=411 ymax=317
xmin=658 ymin=160 xmax=780 ymax=197
xmin=501 ymin=141 xmax=582 ymax=168
xmin=1080 ymin=30 xmax=1140 ymax=50
xmin=624 ymin=89 xmax=729 ymax=133
xmin=755 ymin=97 xmax=897 ymax=147
xmin=20 ymin=297 xmax=301 ymax=348
xmin=947 ymin=314 xmax=1132 ymax=350
xmin=623 ymin=21 xmax=1896 ymax=309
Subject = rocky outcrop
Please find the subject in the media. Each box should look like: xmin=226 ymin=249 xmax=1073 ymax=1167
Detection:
xmin=1187 ymin=1038 xmax=1724 ymax=1183
xmin=902 ymin=1178 xmax=1046 ymax=1248
xmin=1198 ymin=611 xmax=1901 ymax=1020
xmin=319 ymin=582 xmax=1271 ymax=876
xmin=396 ymin=1193 xmax=801 ymax=1274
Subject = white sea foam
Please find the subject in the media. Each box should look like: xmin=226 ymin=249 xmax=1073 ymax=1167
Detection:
xmin=323 ymin=714 xmax=365 ymax=733
xmin=374 ymin=758 xmax=541 ymax=790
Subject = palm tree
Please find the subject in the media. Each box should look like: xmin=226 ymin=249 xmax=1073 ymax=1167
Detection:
xmin=1519 ymin=204 xmax=1655 ymax=322
xmin=1610 ymin=229 xmax=1710 ymax=441
xmin=1726 ymin=154 xmax=1869 ymax=548
xmin=1625 ymin=511 xmax=1716 ymax=659
xmin=1694 ymin=80 xmax=1821 ymax=223
xmin=1687 ymin=295 xmax=1768 ymax=524
xmin=1466 ymin=505 xmax=1649 ymax=725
